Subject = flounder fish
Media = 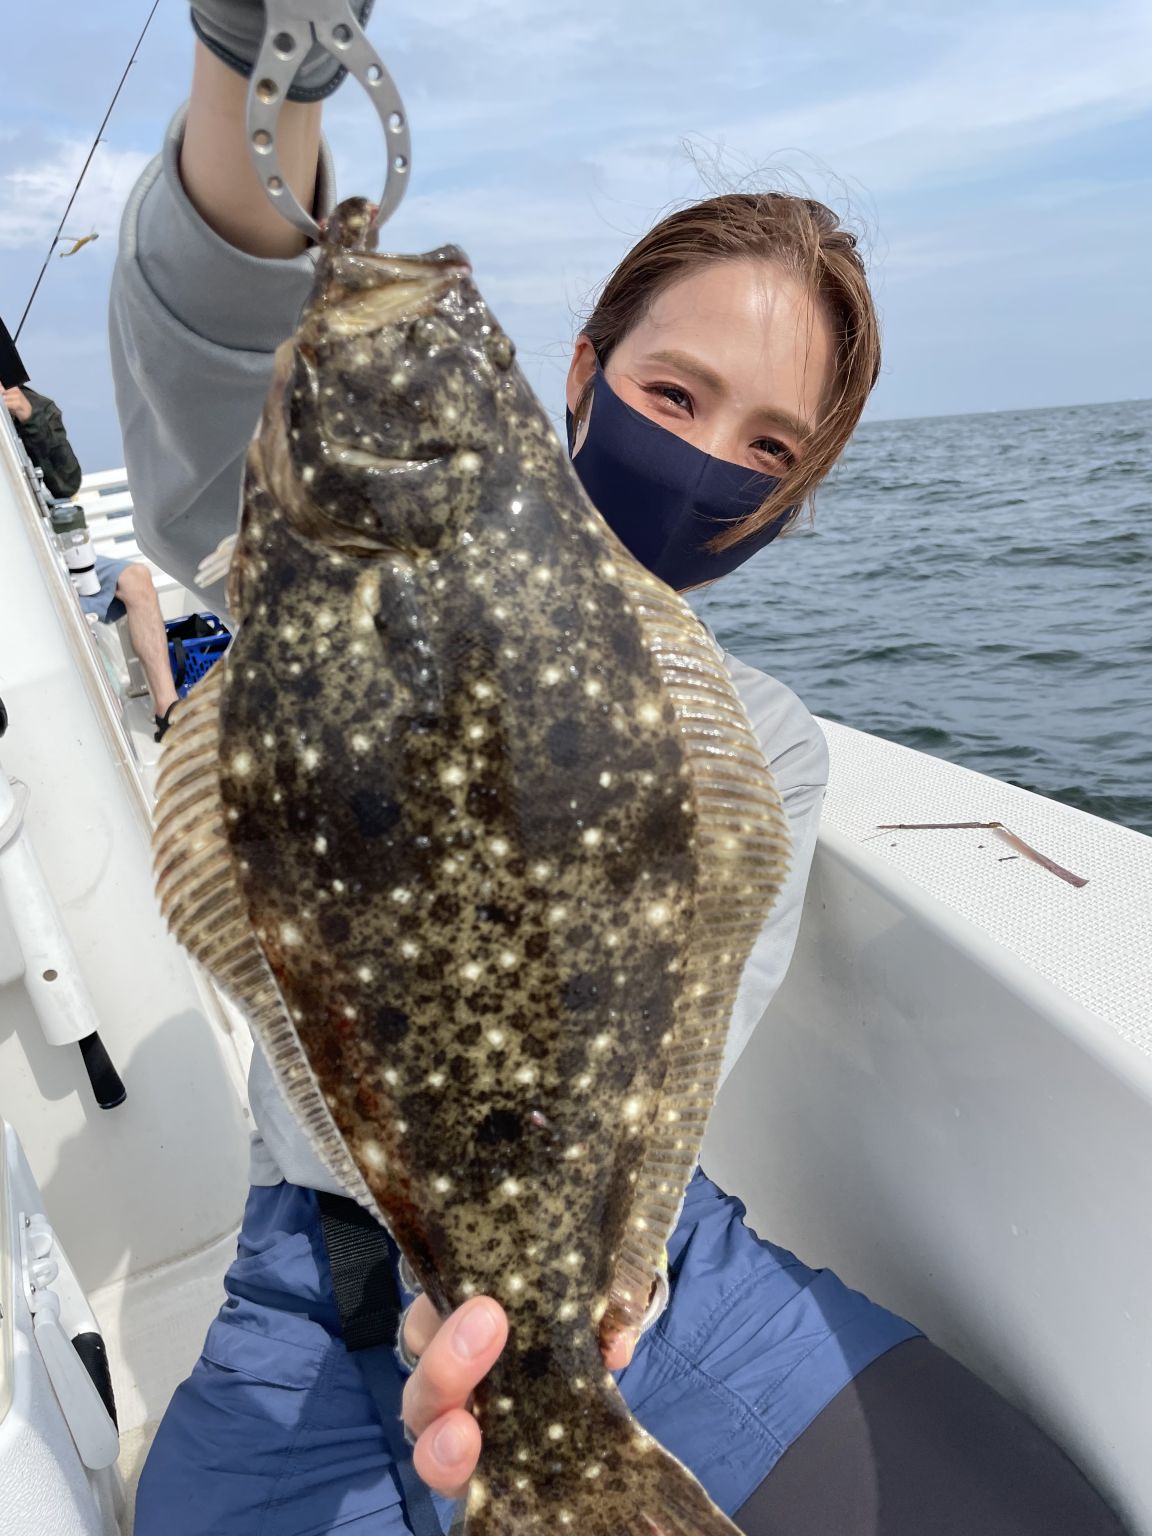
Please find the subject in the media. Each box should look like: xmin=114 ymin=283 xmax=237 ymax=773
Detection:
xmin=153 ymin=198 xmax=790 ymax=1535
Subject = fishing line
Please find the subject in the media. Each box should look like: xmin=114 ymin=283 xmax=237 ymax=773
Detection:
xmin=13 ymin=0 xmax=162 ymax=344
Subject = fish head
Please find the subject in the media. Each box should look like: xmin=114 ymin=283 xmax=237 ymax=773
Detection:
xmin=256 ymin=196 xmax=531 ymax=561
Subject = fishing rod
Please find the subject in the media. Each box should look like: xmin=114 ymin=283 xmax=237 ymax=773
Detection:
xmin=14 ymin=0 xmax=162 ymax=344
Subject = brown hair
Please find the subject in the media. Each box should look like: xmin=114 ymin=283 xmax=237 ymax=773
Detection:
xmin=578 ymin=192 xmax=880 ymax=550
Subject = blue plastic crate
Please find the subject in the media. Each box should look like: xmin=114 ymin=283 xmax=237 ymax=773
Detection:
xmin=166 ymin=613 xmax=231 ymax=698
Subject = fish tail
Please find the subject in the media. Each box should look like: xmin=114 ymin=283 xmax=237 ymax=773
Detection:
xmin=463 ymin=1391 xmax=741 ymax=1535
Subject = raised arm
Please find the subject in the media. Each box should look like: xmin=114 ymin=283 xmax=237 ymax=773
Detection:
xmin=108 ymin=40 xmax=328 ymax=609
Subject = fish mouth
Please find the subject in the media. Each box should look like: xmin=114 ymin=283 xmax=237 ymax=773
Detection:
xmin=323 ymin=250 xmax=472 ymax=338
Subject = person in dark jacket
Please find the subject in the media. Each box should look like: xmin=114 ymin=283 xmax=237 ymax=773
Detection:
xmin=2 ymin=351 xmax=179 ymax=738
xmin=3 ymin=381 xmax=84 ymax=500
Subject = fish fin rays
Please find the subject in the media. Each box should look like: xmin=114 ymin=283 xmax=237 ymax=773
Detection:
xmin=151 ymin=662 xmax=377 ymax=1212
xmin=605 ymin=569 xmax=792 ymax=1334
xmin=194 ymin=531 xmax=238 ymax=590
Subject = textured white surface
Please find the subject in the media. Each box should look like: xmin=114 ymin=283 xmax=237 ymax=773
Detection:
xmin=819 ymin=718 xmax=1152 ymax=1055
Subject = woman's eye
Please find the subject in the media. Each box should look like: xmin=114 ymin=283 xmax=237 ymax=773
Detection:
xmin=646 ymin=383 xmax=693 ymax=414
xmin=753 ymin=437 xmax=794 ymax=466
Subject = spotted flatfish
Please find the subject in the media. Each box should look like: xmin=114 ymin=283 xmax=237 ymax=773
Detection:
xmin=153 ymin=198 xmax=790 ymax=1535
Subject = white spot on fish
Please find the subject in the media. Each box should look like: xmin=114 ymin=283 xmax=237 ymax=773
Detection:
xmin=584 ymin=679 xmax=603 ymax=698
xmin=499 ymin=950 xmax=518 ymax=970
xmin=514 ymin=1065 xmax=536 ymax=1085
xmin=510 ymin=498 xmax=523 ymax=514
xmin=351 ymin=733 xmax=370 ymax=754
xmin=332 ymin=878 xmax=346 ymax=894
xmin=459 ymin=451 xmax=482 ymax=474
xmin=231 ymin=751 xmax=253 ymax=777
xmin=460 ymin=961 xmax=483 ymax=984
xmin=565 ymin=1251 xmax=581 ymax=1268
xmin=302 ymin=465 xmax=315 ymax=484
xmin=559 ymin=1301 xmax=578 ymax=1321
xmin=485 ymin=1028 xmax=506 ymax=1049
xmin=489 ymin=837 xmax=510 ymax=858
xmin=598 ymin=771 xmax=614 ymax=787
xmin=593 ymin=1033 xmax=612 ymax=1051
xmin=467 ymin=723 xmax=485 ymax=741
xmin=514 ymin=1476 xmax=529 ymax=1490
xmin=507 ymin=1275 xmax=525 ymax=1293
xmin=564 ymin=1143 xmax=584 ymax=1159
xmin=501 ymin=1177 xmax=521 ymax=1197
xmin=434 ymin=1175 xmax=452 ymax=1193
xmin=473 ymin=681 xmax=494 ymax=701
xmin=623 ymin=1096 xmax=643 ymax=1121
xmin=575 ymin=1072 xmax=593 ymax=1090
xmin=302 ymin=746 xmax=321 ymax=770
xmin=647 ymin=901 xmax=671 ymax=926
xmin=531 ymin=861 xmax=553 ymax=881
xmin=540 ymin=664 xmax=563 ymax=686
xmin=384 ymin=1068 xmax=399 ymax=1087
xmin=314 ymin=835 xmax=328 ymax=855
xmin=440 ymin=763 xmax=466 ymax=787
xmin=497 ymin=1396 xmax=514 ymax=1412
xmin=591 ymin=1298 xmax=607 ymax=1323
xmin=547 ymin=1423 xmax=565 ymax=1441
xmin=427 ymin=1070 xmax=445 ymax=1088
xmin=280 ymin=923 xmax=302 ymax=947
xmin=599 ymin=560 xmax=617 ymax=578
xmin=391 ymin=887 xmax=413 ymax=905
xmin=548 ymin=905 xmax=568 ymax=924
xmin=357 ymin=965 xmax=374 ymax=983
xmin=401 ymin=939 xmax=420 ymax=959
xmin=581 ymin=828 xmax=602 ymax=848
xmin=281 ymin=622 xmax=300 ymax=643
xmin=362 ymin=1140 xmax=387 ymax=1169
xmin=666 ymin=1108 xmax=680 ymax=1123
xmin=584 ymin=1464 xmax=602 ymax=1480
xmin=262 ymin=731 xmax=275 ymax=748
xmin=342 ymin=1005 xmax=357 ymax=1020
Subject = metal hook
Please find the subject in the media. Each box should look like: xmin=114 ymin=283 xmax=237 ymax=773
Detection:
xmin=246 ymin=0 xmax=411 ymax=241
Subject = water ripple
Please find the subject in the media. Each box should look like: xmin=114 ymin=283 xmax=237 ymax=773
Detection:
xmin=694 ymin=398 xmax=1152 ymax=835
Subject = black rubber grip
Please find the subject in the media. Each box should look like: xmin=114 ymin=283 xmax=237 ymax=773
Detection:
xmin=71 ymin=1330 xmax=118 ymax=1429
xmin=76 ymin=1031 xmax=127 ymax=1110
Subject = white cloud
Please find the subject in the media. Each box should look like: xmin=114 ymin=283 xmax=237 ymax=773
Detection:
xmin=701 ymin=6 xmax=1152 ymax=194
xmin=0 ymin=140 xmax=150 ymax=251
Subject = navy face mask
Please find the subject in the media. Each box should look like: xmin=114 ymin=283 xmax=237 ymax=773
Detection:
xmin=566 ymin=363 xmax=792 ymax=591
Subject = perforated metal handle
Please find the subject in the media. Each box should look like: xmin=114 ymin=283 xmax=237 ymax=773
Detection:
xmin=247 ymin=0 xmax=411 ymax=240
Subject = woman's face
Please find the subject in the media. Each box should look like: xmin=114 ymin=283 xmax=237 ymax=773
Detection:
xmin=565 ymin=258 xmax=834 ymax=474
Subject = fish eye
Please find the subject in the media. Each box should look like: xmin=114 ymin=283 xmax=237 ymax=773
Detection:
xmin=485 ymin=333 xmax=515 ymax=371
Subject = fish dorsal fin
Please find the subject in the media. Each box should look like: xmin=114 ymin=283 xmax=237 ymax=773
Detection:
xmin=604 ymin=568 xmax=791 ymax=1335
xmin=151 ymin=662 xmax=376 ymax=1212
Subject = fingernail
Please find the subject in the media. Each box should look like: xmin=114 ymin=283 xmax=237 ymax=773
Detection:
xmin=432 ymin=1421 xmax=468 ymax=1467
xmin=453 ymin=1301 xmax=499 ymax=1359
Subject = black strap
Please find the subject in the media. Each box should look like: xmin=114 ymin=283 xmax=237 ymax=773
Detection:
xmin=317 ymin=1192 xmax=446 ymax=1536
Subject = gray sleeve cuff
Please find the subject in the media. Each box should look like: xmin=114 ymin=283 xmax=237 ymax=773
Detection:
xmin=134 ymin=104 xmax=336 ymax=355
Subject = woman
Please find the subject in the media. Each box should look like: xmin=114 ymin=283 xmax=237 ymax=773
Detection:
xmin=113 ymin=21 xmax=1126 ymax=1536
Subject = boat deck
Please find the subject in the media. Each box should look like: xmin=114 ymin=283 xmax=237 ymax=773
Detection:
xmin=819 ymin=717 xmax=1151 ymax=1057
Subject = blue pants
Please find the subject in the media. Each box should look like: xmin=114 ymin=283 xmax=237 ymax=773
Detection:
xmin=81 ymin=553 xmax=131 ymax=623
xmin=136 ymin=1173 xmax=918 ymax=1534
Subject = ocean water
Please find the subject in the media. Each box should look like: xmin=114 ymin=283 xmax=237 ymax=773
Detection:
xmin=692 ymin=398 xmax=1152 ymax=836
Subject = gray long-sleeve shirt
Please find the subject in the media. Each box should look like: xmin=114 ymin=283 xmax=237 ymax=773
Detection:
xmin=110 ymin=109 xmax=828 ymax=1196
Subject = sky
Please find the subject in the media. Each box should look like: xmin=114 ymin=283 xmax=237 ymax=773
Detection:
xmin=2 ymin=0 xmax=1150 ymax=472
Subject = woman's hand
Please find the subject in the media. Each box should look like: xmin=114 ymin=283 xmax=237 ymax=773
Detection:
xmin=400 ymin=1295 xmax=641 ymax=1496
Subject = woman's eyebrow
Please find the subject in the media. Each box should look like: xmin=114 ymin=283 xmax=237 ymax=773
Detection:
xmin=643 ymin=348 xmax=812 ymax=443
